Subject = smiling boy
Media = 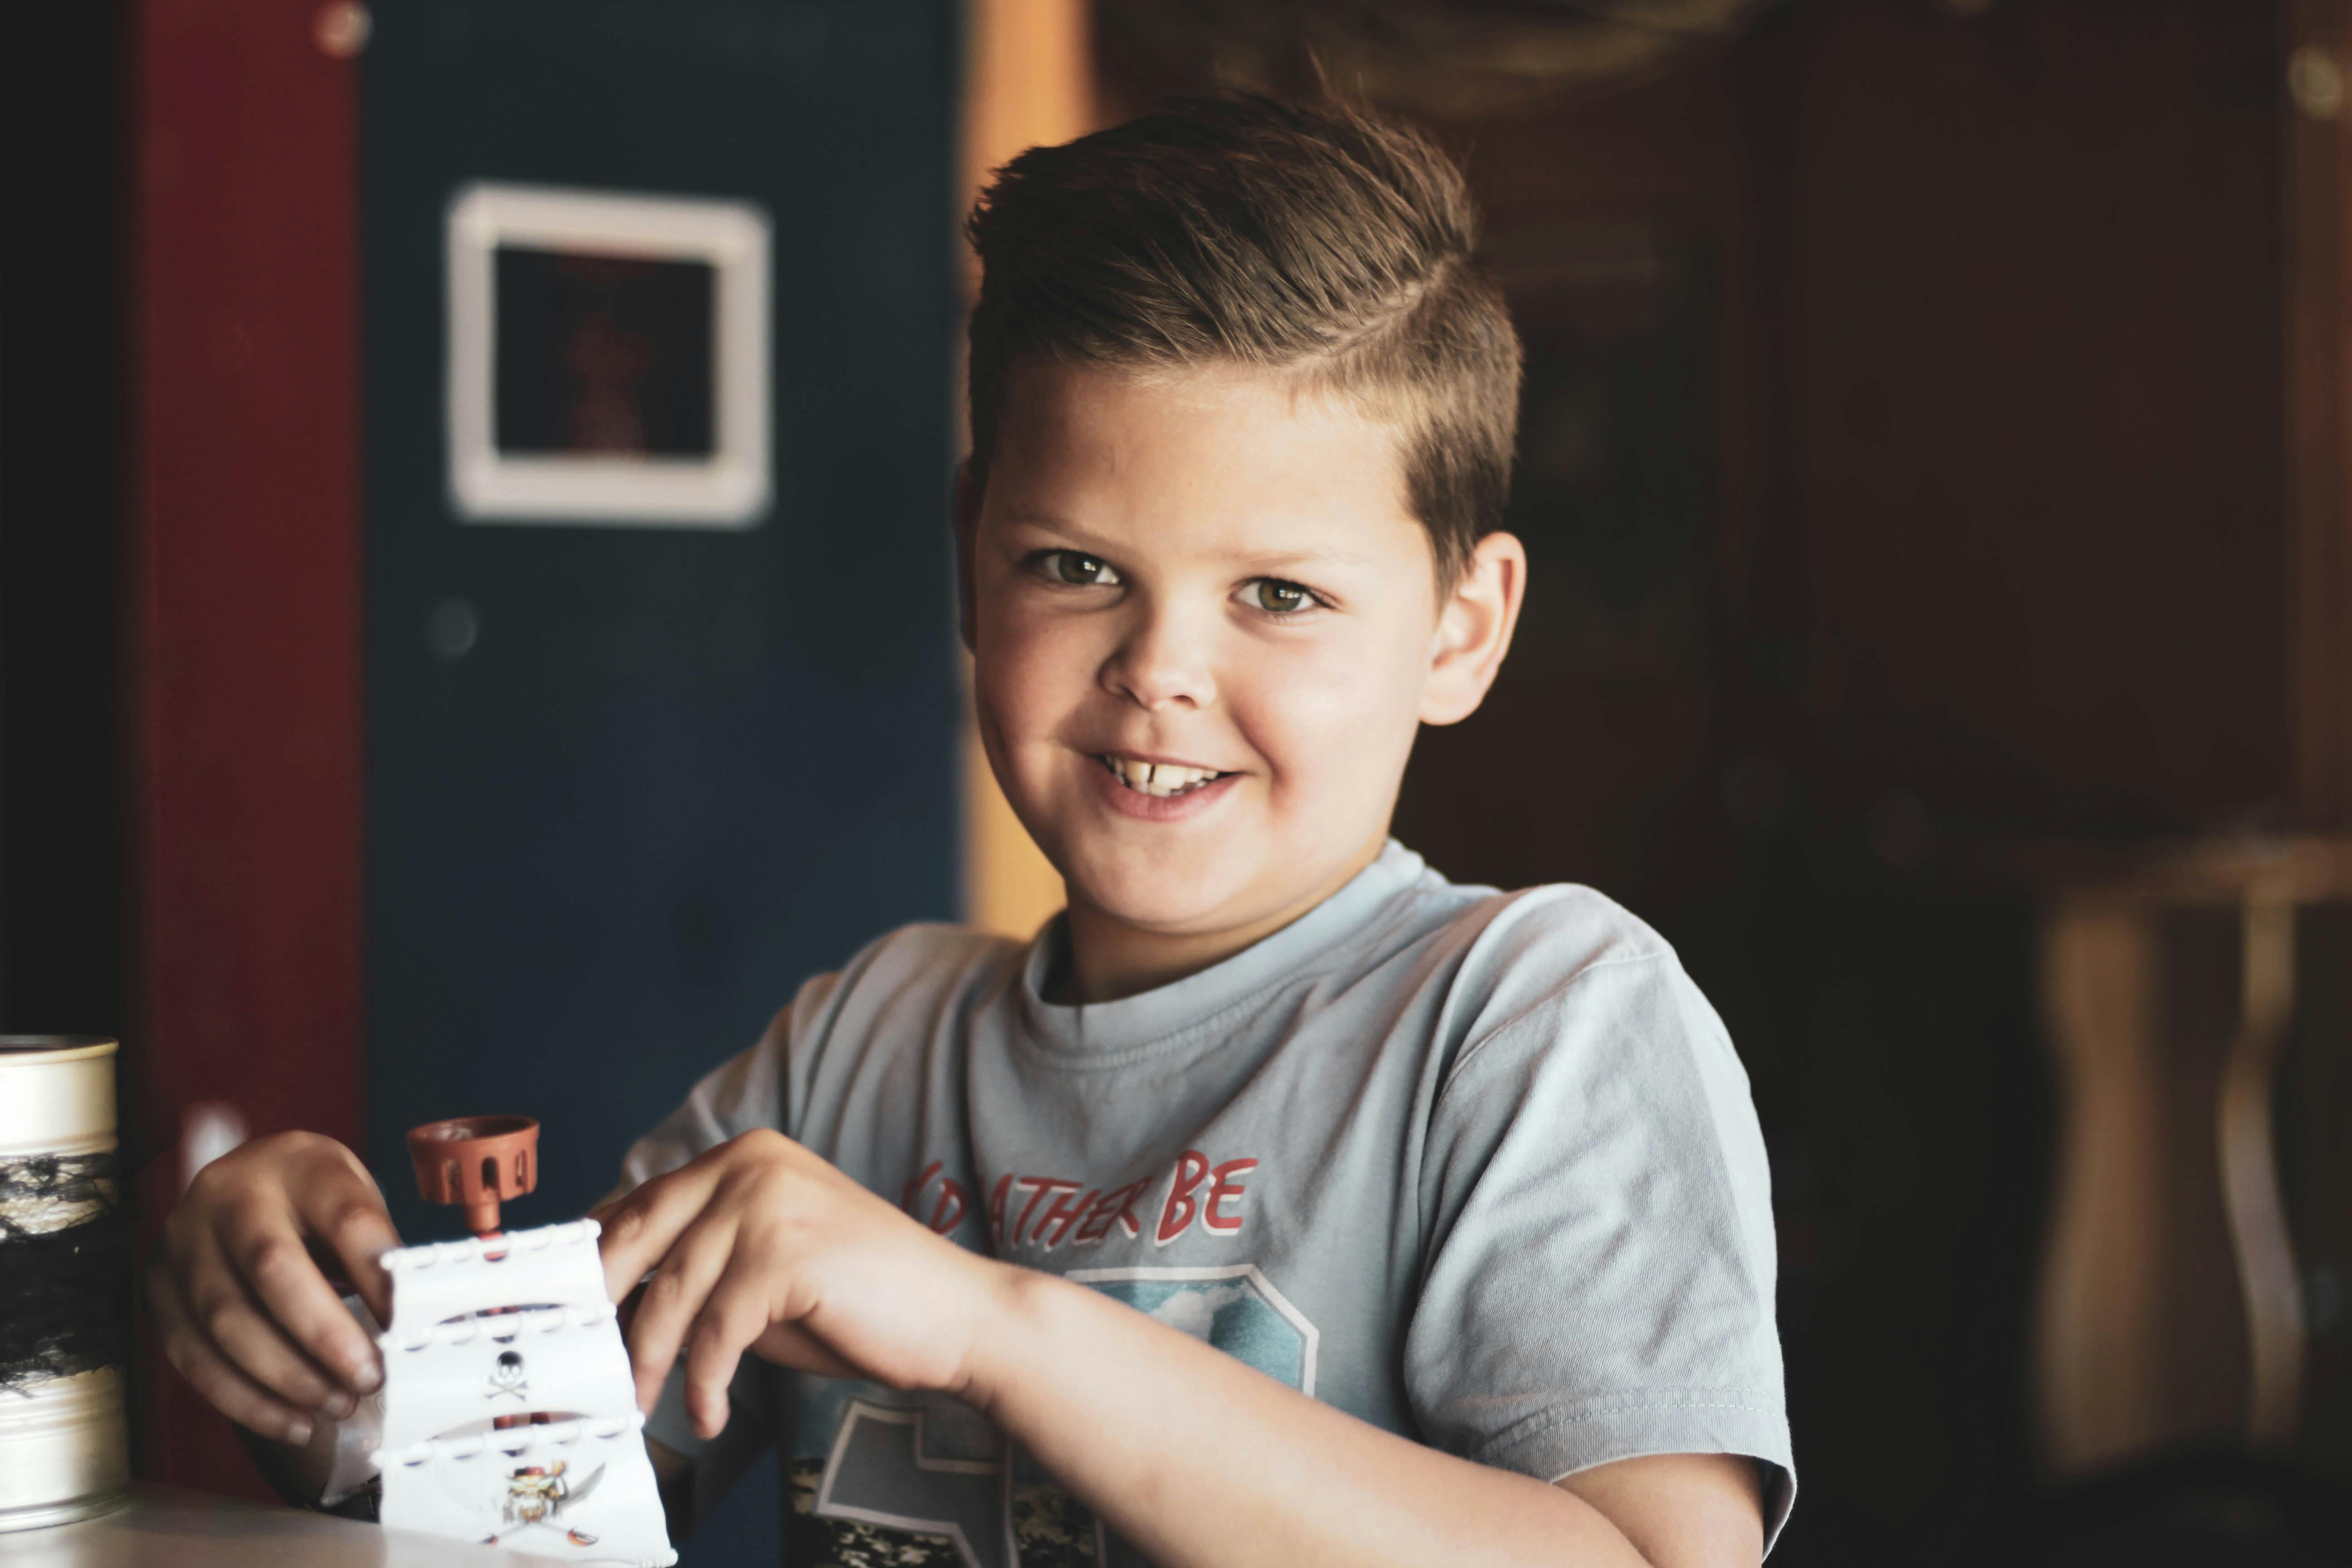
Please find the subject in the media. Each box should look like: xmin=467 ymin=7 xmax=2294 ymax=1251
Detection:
xmin=154 ymin=98 xmax=1791 ymax=1565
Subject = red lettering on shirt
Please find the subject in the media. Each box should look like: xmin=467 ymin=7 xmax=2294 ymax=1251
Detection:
xmin=1073 ymin=1178 xmax=1151 ymax=1246
xmin=985 ymin=1173 xmax=1014 ymax=1251
xmin=901 ymin=1161 xmax=943 ymax=1215
xmin=1202 ymin=1158 xmax=1258 ymax=1235
xmin=1156 ymin=1150 xmax=1212 ymax=1245
xmin=1110 ymin=1178 xmax=1151 ymax=1240
xmin=926 ymin=1178 xmax=967 ymax=1236
xmin=1070 ymin=1186 xmax=1122 ymax=1246
xmin=935 ymin=1159 xmax=1252 ymax=1250
xmin=1031 ymin=1186 xmax=1095 ymax=1249
xmin=1013 ymin=1177 xmax=1079 ymax=1246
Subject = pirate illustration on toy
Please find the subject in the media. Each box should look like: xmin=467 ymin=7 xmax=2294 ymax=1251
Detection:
xmin=486 ymin=1459 xmax=605 ymax=1548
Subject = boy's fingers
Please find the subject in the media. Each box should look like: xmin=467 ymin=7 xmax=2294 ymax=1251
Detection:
xmin=175 ymin=1219 xmax=348 ymax=1413
xmin=152 ymin=1274 xmax=319 ymax=1444
xmin=685 ymin=1258 xmax=793 ymax=1440
xmin=595 ymin=1163 xmax=723 ymax=1308
xmin=294 ymin=1171 xmax=402 ymax=1333
xmin=624 ymin=1214 xmax=740 ymax=1416
xmin=225 ymin=1209 xmax=383 ymax=1398
xmin=187 ymin=1262 xmax=350 ymax=1416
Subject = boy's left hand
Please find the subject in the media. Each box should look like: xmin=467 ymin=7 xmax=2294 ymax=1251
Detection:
xmin=591 ymin=1130 xmax=1009 ymax=1440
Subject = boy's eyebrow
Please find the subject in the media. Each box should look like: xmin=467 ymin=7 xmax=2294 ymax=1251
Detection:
xmin=994 ymin=512 xmax=1374 ymax=570
xmin=1243 ymin=548 xmax=1374 ymax=572
xmin=993 ymin=510 xmax=1110 ymax=546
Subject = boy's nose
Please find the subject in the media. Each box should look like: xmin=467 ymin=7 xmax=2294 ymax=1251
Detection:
xmin=1100 ymin=602 xmax=1218 ymax=712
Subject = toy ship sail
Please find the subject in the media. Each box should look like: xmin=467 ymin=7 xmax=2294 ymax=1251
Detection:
xmin=372 ymin=1220 xmax=675 ymax=1566
xmin=374 ymin=1115 xmax=675 ymax=1566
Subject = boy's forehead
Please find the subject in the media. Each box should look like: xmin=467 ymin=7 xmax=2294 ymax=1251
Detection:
xmin=987 ymin=360 xmax=1423 ymax=560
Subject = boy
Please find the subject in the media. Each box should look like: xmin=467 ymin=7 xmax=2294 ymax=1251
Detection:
xmin=154 ymin=97 xmax=1792 ymax=1565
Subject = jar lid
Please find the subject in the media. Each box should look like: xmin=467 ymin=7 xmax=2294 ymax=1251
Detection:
xmin=0 ymin=1038 xmax=118 ymax=1156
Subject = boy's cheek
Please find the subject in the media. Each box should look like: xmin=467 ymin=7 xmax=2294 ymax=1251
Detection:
xmin=973 ymin=616 xmax=1109 ymax=736
xmin=1236 ymin=643 xmax=1422 ymax=761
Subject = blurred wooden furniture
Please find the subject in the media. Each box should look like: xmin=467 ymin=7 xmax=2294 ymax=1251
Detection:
xmin=2010 ymin=837 xmax=2352 ymax=1473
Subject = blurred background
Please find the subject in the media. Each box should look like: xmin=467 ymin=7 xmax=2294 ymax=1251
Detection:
xmin=6 ymin=0 xmax=2352 ymax=1562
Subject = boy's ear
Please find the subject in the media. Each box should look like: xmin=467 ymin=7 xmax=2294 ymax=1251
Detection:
xmin=953 ymin=459 xmax=980 ymax=655
xmin=1421 ymin=531 xmax=1526 ymax=727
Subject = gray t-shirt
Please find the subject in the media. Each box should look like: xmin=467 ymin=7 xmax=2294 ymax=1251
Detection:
xmin=622 ymin=841 xmax=1793 ymax=1565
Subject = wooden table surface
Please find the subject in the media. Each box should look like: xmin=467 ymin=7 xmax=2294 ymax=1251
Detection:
xmin=1 ymin=1482 xmax=569 ymax=1566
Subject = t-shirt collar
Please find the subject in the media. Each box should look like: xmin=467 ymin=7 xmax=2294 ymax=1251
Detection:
xmin=1016 ymin=839 xmax=1427 ymax=1059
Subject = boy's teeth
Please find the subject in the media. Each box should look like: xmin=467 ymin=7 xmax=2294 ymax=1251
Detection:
xmin=1105 ymin=757 xmax=1221 ymax=797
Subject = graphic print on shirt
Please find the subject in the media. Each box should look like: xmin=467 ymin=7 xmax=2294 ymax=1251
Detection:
xmin=957 ymin=1149 xmax=1264 ymax=1256
xmin=1062 ymin=1264 xmax=1318 ymax=1396
xmin=804 ymin=1400 xmax=1010 ymax=1567
xmin=794 ymin=1265 xmax=1318 ymax=1568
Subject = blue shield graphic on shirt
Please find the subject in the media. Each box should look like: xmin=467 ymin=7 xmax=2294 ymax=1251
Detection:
xmin=1064 ymin=1265 xmax=1318 ymax=1395
xmin=808 ymin=1268 xmax=1318 ymax=1568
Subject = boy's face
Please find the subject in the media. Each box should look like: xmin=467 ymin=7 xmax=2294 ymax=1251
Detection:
xmin=962 ymin=360 xmax=1517 ymax=956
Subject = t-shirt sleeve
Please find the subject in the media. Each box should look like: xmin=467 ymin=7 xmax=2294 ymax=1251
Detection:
xmin=616 ymin=980 xmax=825 ymax=1193
xmin=1405 ymin=947 xmax=1795 ymax=1550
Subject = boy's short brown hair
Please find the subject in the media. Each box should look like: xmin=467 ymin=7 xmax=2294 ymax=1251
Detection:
xmin=965 ymin=95 xmax=1523 ymax=587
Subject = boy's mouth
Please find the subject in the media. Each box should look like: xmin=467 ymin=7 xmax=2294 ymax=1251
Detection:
xmin=1096 ymin=755 xmax=1228 ymax=799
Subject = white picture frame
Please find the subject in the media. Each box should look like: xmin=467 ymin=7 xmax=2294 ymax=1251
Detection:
xmin=446 ymin=181 xmax=772 ymax=528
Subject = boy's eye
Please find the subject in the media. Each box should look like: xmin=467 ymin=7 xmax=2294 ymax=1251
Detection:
xmin=1243 ymin=578 xmax=1316 ymax=614
xmin=1041 ymin=551 xmax=1119 ymax=587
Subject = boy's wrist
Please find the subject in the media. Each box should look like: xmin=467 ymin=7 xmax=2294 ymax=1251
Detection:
xmin=949 ymin=1255 xmax=1063 ymax=1418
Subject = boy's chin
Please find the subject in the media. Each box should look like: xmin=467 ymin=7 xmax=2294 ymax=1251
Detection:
xmin=1059 ymin=851 xmax=1256 ymax=936
xmin=1070 ymin=878 xmax=1229 ymax=934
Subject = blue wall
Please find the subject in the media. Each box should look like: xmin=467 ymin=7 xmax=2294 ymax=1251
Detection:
xmin=362 ymin=4 xmax=965 ymax=1557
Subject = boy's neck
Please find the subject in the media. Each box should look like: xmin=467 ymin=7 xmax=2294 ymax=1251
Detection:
xmin=1052 ymin=831 xmax=1391 ymax=1005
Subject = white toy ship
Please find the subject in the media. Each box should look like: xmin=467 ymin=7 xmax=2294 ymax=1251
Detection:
xmin=373 ymin=1117 xmax=675 ymax=1566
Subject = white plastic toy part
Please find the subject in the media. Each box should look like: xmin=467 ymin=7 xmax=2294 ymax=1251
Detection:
xmin=372 ymin=1219 xmax=676 ymax=1566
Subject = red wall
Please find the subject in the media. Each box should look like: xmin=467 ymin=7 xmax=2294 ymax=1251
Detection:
xmin=132 ymin=0 xmax=363 ymax=1495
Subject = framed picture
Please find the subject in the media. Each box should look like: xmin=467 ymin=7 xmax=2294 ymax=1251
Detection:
xmin=446 ymin=182 xmax=771 ymax=527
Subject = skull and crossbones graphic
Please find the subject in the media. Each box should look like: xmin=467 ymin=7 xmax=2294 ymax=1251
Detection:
xmin=485 ymin=1349 xmax=527 ymax=1401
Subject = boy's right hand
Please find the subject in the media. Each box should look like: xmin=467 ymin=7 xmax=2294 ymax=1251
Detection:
xmin=149 ymin=1132 xmax=402 ymax=1446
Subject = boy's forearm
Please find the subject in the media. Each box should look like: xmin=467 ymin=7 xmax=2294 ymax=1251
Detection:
xmin=961 ymin=1267 xmax=1654 ymax=1568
